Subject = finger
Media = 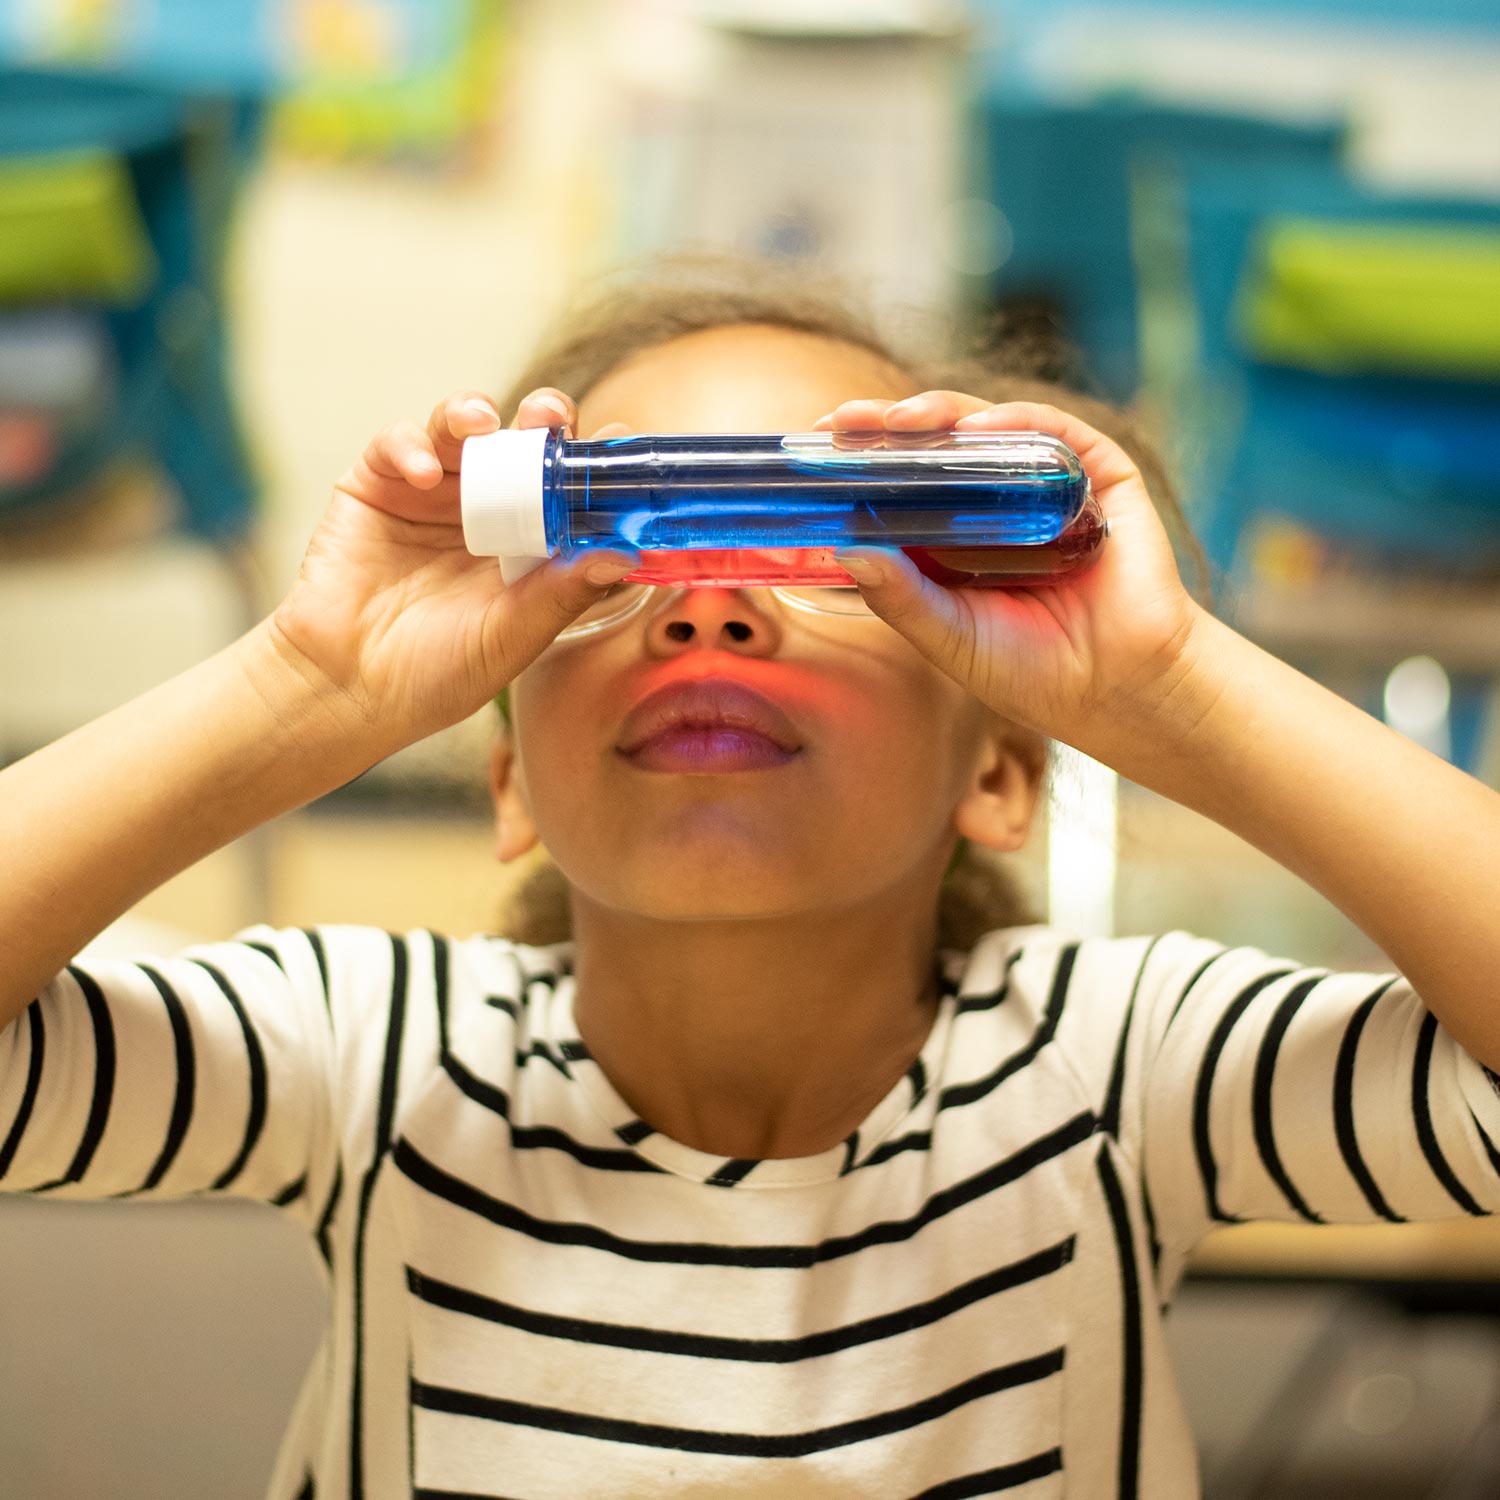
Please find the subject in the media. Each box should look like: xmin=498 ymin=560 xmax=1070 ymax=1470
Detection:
xmin=814 ymin=399 xmax=898 ymax=452
xmin=814 ymin=396 xmax=959 ymax=451
xmin=487 ymin=547 xmax=642 ymax=671
xmin=831 ymin=545 xmax=977 ymax=684
xmin=952 ymin=400 xmax=1140 ymax=494
xmin=363 ymin=419 xmax=444 ymax=489
xmin=510 ymin=387 xmax=577 ymax=432
xmin=587 ymin=421 xmax=633 ymax=441
xmin=428 ymin=390 xmax=503 ymax=470
xmin=882 ymin=389 xmax=991 ymax=433
xmin=821 ymin=398 xmax=898 ymax=434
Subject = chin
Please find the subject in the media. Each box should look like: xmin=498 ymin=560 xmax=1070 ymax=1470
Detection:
xmin=545 ymin=813 xmax=906 ymax=919
xmin=613 ymin=868 xmax=807 ymax=922
xmin=568 ymin=848 xmax=823 ymax=923
xmin=632 ymin=898 xmax=799 ymax=924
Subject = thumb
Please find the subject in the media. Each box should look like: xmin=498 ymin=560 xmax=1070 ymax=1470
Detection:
xmin=487 ymin=548 xmax=641 ymax=675
xmin=833 ymin=547 xmax=977 ymax=682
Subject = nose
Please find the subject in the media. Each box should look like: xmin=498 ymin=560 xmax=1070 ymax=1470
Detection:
xmin=643 ymin=588 xmax=783 ymax=658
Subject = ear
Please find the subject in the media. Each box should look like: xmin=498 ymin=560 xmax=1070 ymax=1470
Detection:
xmin=951 ymin=721 xmax=1047 ymax=854
xmin=488 ymin=733 xmax=541 ymax=863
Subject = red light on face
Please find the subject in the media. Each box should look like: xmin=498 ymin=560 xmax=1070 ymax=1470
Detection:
xmin=621 ymin=547 xmax=855 ymax=588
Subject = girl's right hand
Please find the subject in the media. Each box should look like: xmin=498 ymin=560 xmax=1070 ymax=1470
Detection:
xmin=266 ymin=388 xmax=639 ymax=754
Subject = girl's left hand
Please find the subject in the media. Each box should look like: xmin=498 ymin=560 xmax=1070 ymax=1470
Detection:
xmin=818 ymin=391 xmax=1213 ymax=756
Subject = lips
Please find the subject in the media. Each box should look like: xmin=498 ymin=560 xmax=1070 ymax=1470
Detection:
xmin=617 ymin=677 xmax=803 ymax=759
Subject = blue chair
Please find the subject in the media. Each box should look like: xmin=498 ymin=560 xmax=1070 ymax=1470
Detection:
xmin=0 ymin=67 xmax=263 ymax=541
xmin=1172 ymin=155 xmax=1500 ymax=778
xmin=0 ymin=66 xmax=271 ymax=907
xmin=976 ymin=97 xmax=1345 ymax=400
xmin=1176 ymin=156 xmax=1500 ymax=578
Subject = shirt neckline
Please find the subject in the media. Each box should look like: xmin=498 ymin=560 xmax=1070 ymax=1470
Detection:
xmin=540 ymin=959 xmax=963 ymax=1189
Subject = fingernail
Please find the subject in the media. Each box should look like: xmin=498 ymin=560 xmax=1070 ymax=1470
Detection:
xmin=835 ymin=553 xmax=880 ymax=583
xmin=532 ymin=394 xmax=570 ymax=421
xmin=887 ymin=398 xmax=923 ymax=416
xmin=462 ymin=399 xmax=496 ymax=421
xmin=585 ymin=555 xmax=636 ymax=587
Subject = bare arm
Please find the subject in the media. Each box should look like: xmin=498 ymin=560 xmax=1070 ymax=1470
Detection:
xmin=1100 ymin=608 xmax=1500 ymax=1072
xmin=0 ymin=623 xmax=373 ymax=1028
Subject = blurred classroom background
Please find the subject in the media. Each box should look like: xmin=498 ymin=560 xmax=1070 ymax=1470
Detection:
xmin=2 ymin=0 xmax=1499 ymax=1495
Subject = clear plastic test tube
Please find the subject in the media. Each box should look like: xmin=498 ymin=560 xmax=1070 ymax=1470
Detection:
xmin=462 ymin=428 xmax=1104 ymax=586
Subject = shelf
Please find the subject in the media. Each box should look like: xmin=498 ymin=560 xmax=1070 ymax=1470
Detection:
xmin=1189 ymin=1218 xmax=1500 ymax=1284
xmin=1232 ymin=573 xmax=1500 ymax=672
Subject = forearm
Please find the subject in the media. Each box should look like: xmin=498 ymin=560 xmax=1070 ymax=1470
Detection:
xmin=0 ymin=620 xmax=383 ymax=1027
xmin=1093 ymin=607 xmax=1500 ymax=1070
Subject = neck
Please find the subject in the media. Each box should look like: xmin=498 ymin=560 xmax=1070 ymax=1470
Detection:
xmin=569 ymin=885 xmax=945 ymax=1161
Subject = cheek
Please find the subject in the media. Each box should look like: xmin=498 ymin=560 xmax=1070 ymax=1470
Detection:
xmin=809 ymin=668 xmax=973 ymax=830
xmin=507 ymin=664 xmax=599 ymax=811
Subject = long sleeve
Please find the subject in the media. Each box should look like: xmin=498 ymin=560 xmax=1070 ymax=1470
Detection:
xmin=1090 ymin=930 xmax=1500 ymax=1287
xmin=0 ymin=925 xmax=338 ymax=1233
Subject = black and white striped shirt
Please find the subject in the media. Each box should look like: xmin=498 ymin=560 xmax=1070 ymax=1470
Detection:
xmin=4 ymin=923 xmax=1499 ymax=1498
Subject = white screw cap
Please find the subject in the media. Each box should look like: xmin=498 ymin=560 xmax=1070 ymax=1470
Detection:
xmin=460 ymin=426 xmax=552 ymax=579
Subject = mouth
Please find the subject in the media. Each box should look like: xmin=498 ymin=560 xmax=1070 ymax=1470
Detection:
xmin=617 ymin=676 xmax=803 ymax=774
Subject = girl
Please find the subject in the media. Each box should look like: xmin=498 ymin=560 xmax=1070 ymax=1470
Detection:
xmin=3 ymin=256 xmax=1498 ymax=1500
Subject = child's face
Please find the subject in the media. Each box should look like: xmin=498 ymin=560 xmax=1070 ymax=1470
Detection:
xmin=489 ymin=323 xmax=1043 ymax=922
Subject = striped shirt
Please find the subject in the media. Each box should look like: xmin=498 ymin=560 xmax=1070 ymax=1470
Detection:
xmin=4 ymin=922 xmax=1499 ymax=1499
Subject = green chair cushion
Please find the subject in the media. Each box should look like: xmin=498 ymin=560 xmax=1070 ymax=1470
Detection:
xmin=0 ymin=149 xmax=156 ymax=304
xmin=1238 ymin=219 xmax=1500 ymax=379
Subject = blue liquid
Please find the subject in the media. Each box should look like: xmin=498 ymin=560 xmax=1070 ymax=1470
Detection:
xmin=541 ymin=431 xmax=1088 ymax=554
